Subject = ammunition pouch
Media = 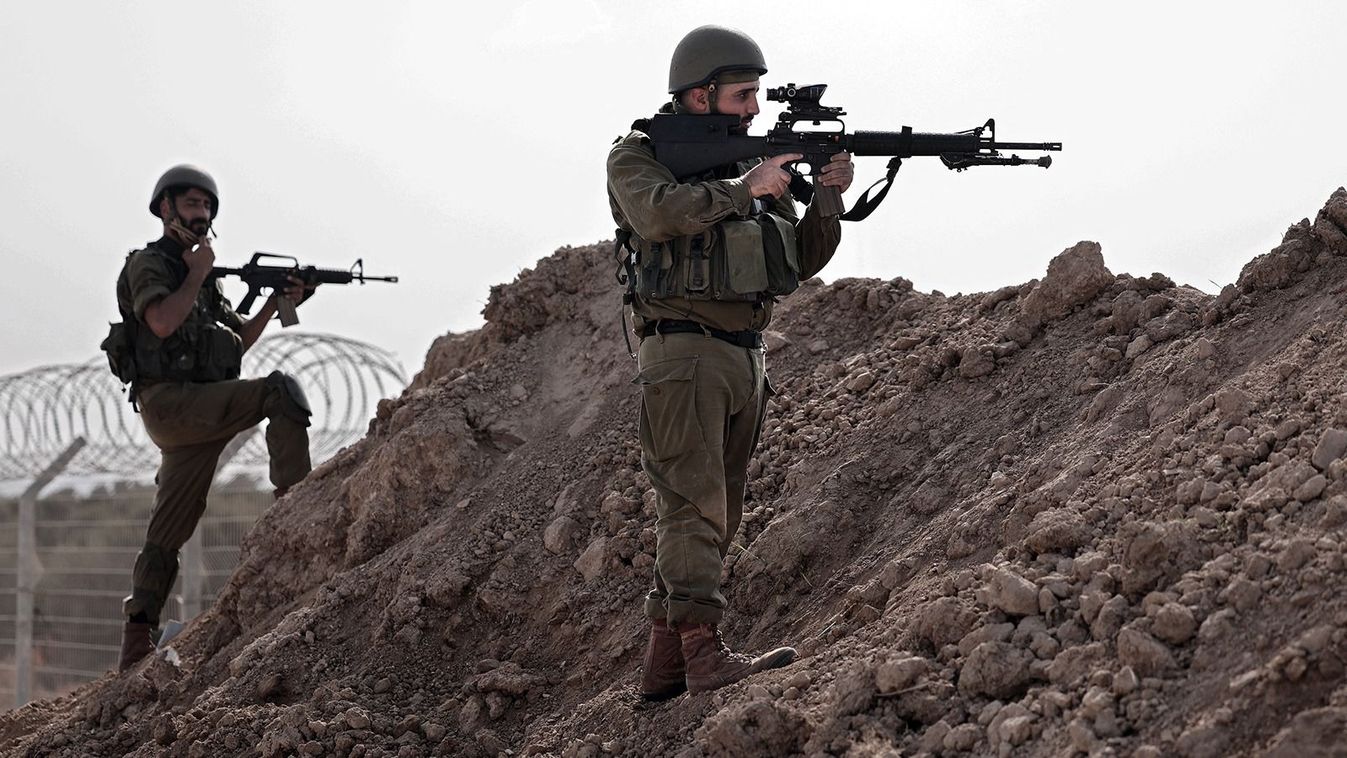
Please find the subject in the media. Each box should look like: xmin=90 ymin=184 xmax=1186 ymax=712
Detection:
xmin=131 ymin=328 xmax=178 ymax=384
xmin=100 ymin=321 xmax=138 ymax=385
xmin=631 ymin=212 xmax=800 ymax=303
xmin=123 ymin=311 xmax=241 ymax=386
xmin=759 ymin=213 xmax=800 ymax=297
xmin=196 ymin=323 xmax=243 ymax=383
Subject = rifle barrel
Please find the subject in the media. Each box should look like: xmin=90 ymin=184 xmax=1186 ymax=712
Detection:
xmin=992 ymin=141 xmax=1063 ymax=151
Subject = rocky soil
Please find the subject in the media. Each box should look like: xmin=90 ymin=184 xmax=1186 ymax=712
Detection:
xmin=4 ymin=189 xmax=1347 ymax=757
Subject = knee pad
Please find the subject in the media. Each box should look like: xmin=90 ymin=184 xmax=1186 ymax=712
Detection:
xmin=265 ymin=370 xmax=313 ymax=424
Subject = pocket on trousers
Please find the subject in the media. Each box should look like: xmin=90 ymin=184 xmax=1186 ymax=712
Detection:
xmin=140 ymin=384 xmax=186 ymax=422
xmin=632 ymin=357 xmax=703 ymax=462
xmin=138 ymin=384 xmax=198 ymax=446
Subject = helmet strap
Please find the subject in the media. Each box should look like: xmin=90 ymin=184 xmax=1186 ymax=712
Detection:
xmin=706 ymin=79 xmax=719 ymax=110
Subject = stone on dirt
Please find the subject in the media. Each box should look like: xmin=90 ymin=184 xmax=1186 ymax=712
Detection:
xmin=959 ymin=641 xmax=1033 ymax=698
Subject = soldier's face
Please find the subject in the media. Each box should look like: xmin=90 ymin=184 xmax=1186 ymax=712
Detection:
xmin=165 ymin=188 xmax=214 ymax=234
xmin=713 ymin=80 xmax=760 ymax=133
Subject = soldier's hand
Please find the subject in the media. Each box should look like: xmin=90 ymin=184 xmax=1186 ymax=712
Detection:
xmin=183 ymin=237 xmax=216 ymax=281
xmin=743 ymin=153 xmax=802 ymax=199
xmin=282 ymin=275 xmax=316 ymax=305
xmin=819 ymin=152 xmax=854 ymax=193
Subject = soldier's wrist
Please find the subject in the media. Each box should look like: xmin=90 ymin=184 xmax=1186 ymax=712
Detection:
xmin=724 ymin=178 xmax=753 ymax=214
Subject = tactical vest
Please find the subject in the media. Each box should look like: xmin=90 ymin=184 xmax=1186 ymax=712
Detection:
xmin=614 ymin=112 xmax=805 ymax=305
xmin=101 ymin=247 xmax=243 ymax=389
xmin=624 ymin=210 xmax=800 ymax=303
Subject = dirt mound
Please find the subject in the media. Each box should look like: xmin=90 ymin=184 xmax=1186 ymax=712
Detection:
xmin=7 ymin=189 xmax=1347 ymax=757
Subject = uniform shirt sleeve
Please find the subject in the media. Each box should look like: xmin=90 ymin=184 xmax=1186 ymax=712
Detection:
xmin=607 ymin=133 xmax=754 ymax=242
xmin=767 ymin=187 xmax=842 ymax=281
xmin=125 ymin=251 xmax=177 ymax=322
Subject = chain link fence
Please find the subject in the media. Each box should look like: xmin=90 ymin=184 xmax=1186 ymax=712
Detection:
xmin=0 ymin=332 xmax=408 ymax=709
xmin=0 ymin=484 xmax=272 ymax=705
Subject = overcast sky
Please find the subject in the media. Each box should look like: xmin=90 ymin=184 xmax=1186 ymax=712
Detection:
xmin=2 ymin=1 xmax=1344 ymax=380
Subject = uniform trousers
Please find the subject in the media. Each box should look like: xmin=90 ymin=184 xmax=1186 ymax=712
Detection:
xmin=634 ymin=332 xmax=770 ymax=626
xmin=124 ymin=377 xmax=311 ymax=623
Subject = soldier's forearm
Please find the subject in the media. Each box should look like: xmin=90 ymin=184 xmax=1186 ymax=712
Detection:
xmin=143 ymin=275 xmax=207 ymax=338
xmin=239 ymin=297 xmax=277 ymax=352
xmin=795 ymin=203 xmax=842 ymax=280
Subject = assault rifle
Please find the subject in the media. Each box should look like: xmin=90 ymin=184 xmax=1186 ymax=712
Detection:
xmin=209 ymin=253 xmax=399 ymax=327
xmin=645 ymin=83 xmax=1062 ymax=220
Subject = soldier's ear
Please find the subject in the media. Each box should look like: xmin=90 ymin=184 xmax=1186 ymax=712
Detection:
xmin=157 ymin=194 xmax=172 ymax=220
xmin=680 ymin=87 xmax=710 ymax=113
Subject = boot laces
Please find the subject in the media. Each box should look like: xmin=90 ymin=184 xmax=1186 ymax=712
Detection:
xmin=712 ymin=627 xmax=753 ymax=665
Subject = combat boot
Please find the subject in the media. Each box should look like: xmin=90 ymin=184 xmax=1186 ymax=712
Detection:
xmin=640 ymin=618 xmax=686 ymax=701
xmin=118 ymin=620 xmax=155 ymax=672
xmin=679 ymin=623 xmax=796 ymax=694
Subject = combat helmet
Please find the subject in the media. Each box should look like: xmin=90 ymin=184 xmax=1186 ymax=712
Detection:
xmin=667 ymin=25 xmax=767 ymax=94
xmin=149 ymin=164 xmax=219 ymax=219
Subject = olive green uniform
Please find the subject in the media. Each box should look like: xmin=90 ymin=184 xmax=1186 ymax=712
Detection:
xmin=608 ymin=119 xmax=841 ymax=626
xmin=115 ymin=238 xmax=312 ymax=625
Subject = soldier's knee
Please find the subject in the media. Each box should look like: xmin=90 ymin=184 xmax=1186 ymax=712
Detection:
xmin=264 ymin=370 xmax=312 ymax=426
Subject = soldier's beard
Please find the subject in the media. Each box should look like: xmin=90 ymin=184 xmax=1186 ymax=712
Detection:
xmin=166 ymin=218 xmax=207 ymax=247
xmin=711 ymin=105 xmax=752 ymax=134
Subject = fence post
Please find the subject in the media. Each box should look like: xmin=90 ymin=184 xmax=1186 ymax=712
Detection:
xmin=180 ymin=430 xmax=257 ymax=621
xmin=15 ymin=437 xmax=87 ymax=708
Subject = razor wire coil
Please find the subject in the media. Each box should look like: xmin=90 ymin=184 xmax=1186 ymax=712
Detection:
xmin=0 ymin=332 xmax=406 ymax=479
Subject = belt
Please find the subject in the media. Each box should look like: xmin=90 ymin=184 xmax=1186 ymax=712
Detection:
xmin=639 ymin=319 xmax=763 ymax=349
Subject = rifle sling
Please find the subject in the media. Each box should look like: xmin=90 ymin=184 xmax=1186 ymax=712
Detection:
xmin=613 ymin=228 xmax=638 ymax=359
xmin=840 ymin=157 xmax=902 ymax=223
